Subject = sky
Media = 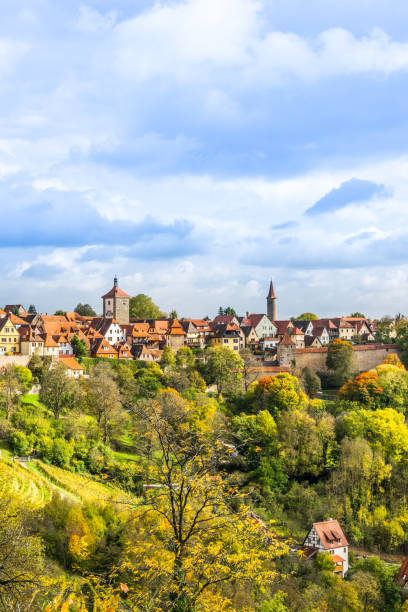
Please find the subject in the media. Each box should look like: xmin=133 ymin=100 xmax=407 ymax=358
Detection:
xmin=1 ymin=0 xmax=408 ymax=318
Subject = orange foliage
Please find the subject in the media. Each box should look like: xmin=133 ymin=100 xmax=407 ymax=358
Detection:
xmin=339 ymin=370 xmax=383 ymax=406
xmin=381 ymin=353 xmax=405 ymax=369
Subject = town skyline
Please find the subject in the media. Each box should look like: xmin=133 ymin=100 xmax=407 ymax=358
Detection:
xmin=0 ymin=276 xmax=402 ymax=322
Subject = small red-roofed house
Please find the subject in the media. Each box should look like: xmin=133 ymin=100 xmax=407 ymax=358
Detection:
xmin=59 ymin=355 xmax=84 ymax=378
xmin=303 ymin=519 xmax=349 ymax=577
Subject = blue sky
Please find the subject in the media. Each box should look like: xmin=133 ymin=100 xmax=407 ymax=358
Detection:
xmin=0 ymin=0 xmax=408 ymax=317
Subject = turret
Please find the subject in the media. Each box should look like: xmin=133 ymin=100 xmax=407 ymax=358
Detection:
xmin=267 ymin=279 xmax=277 ymax=320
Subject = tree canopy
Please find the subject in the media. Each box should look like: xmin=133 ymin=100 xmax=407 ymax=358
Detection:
xmin=74 ymin=303 xmax=97 ymax=317
xmin=293 ymin=313 xmax=318 ymax=320
xmin=129 ymin=294 xmax=166 ymax=319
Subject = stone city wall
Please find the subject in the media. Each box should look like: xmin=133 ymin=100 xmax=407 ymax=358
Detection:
xmin=294 ymin=344 xmax=400 ymax=373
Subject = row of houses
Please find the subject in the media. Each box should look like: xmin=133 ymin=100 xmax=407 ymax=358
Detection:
xmin=0 ymin=278 xmax=384 ymax=368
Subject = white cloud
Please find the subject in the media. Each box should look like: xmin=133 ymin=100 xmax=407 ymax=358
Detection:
xmin=111 ymin=0 xmax=408 ymax=85
xmin=77 ymin=6 xmax=117 ymax=33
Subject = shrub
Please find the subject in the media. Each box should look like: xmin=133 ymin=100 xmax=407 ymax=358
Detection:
xmin=52 ymin=438 xmax=74 ymax=468
xmin=10 ymin=431 xmax=30 ymax=456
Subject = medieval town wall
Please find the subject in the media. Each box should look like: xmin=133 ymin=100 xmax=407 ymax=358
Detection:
xmin=294 ymin=344 xmax=400 ymax=373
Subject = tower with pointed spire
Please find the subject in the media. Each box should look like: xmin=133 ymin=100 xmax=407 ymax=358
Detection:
xmin=266 ymin=279 xmax=277 ymax=321
xmin=102 ymin=277 xmax=130 ymax=324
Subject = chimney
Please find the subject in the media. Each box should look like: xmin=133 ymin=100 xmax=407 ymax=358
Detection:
xmin=246 ymin=312 xmax=250 ymax=318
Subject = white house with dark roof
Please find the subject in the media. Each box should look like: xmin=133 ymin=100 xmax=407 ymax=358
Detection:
xmin=303 ymin=518 xmax=349 ymax=577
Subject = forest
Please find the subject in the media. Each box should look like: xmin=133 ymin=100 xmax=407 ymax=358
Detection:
xmin=1 ymin=341 xmax=408 ymax=611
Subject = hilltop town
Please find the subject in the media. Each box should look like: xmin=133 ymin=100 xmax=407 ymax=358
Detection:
xmin=0 ymin=277 xmax=400 ymax=379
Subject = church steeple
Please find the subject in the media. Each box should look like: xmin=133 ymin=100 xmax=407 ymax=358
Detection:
xmin=266 ymin=279 xmax=277 ymax=320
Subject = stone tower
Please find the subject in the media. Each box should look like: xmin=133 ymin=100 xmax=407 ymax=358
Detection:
xmin=267 ymin=279 xmax=277 ymax=320
xmin=102 ymin=277 xmax=130 ymax=325
xmin=277 ymin=333 xmax=296 ymax=367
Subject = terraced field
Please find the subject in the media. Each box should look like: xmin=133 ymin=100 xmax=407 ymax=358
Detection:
xmin=0 ymin=455 xmax=138 ymax=513
xmin=0 ymin=460 xmax=54 ymax=508
xmin=36 ymin=462 xmax=137 ymax=510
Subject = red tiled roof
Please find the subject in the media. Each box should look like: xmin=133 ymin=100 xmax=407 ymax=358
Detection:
xmin=59 ymin=356 xmax=83 ymax=371
xmin=312 ymin=519 xmax=348 ymax=550
xmin=102 ymin=282 xmax=130 ymax=299
xmin=267 ymin=280 xmax=276 ymax=299
xmin=280 ymin=333 xmax=295 ymax=346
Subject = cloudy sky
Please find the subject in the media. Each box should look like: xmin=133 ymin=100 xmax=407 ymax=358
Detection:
xmin=1 ymin=0 xmax=408 ymax=318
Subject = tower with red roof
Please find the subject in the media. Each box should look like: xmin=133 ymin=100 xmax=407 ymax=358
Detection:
xmin=102 ymin=277 xmax=130 ymax=325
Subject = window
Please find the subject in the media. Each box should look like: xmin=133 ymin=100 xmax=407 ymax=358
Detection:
xmin=344 ymin=548 xmax=346 ymax=552
xmin=5 ymin=328 xmax=9 ymax=333
xmin=1 ymin=338 xmax=5 ymax=342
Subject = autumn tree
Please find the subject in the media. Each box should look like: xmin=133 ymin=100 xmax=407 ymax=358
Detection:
xmin=252 ymin=373 xmax=307 ymax=417
xmin=204 ymin=346 xmax=244 ymax=395
xmin=339 ymin=371 xmax=383 ymax=408
xmin=120 ymin=392 xmax=288 ymax=611
xmin=326 ymin=339 xmax=354 ymax=381
xmin=381 ymin=353 xmax=405 ymax=369
xmin=129 ymin=294 xmax=166 ymax=319
xmin=87 ymin=362 xmax=124 ymax=444
xmin=0 ymin=498 xmax=45 ymax=609
xmin=39 ymin=362 xmax=77 ymax=419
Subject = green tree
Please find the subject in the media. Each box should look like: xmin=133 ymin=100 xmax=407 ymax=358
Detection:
xmin=87 ymin=362 xmax=124 ymax=444
xmin=74 ymin=303 xmax=97 ymax=317
xmin=54 ymin=309 xmax=66 ymax=316
xmin=302 ymin=366 xmax=322 ymax=395
xmin=396 ymin=319 xmax=408 ymax=362
xmin=350 ymin=312 xmax=366 ymax=318
xmin=160 ymin=346 xmax=176 ymax=369
xmin=224 ymin=306 xmax=237 ymax=316
xmin=28 ymin=353 xmax=45 ymax=381
xmin=71 ymin=334 xmax=88 ymax=360
xmin=39 ymin=363 xmax=77 ymax=419
xmin=27 ymin=304 xmax=37 ymax=314
xmin=326 ymin=339 xmax=354 ymax=380
xmin=205 ymin=347 xmax=244 ymax=394
xmin=376 ymin=317 xmax=395 ymax=344
xmin=294 ymin=313 xmax=318 ymax=320
xmin=175 ymin=346 xmax=195 ymax=368
xmin=0 ymin=365 xmax=23 ymax=420
xmin=129 ymin=294 xmax=166 ymax=319
xmin=169 ymin=309 xmax=178 ymax=319
xmin=232 ymin=410 xmax=288 ymax=493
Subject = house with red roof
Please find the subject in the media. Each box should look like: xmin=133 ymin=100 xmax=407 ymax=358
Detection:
xmin=303 ymin=518 xmax=349 ymax=577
